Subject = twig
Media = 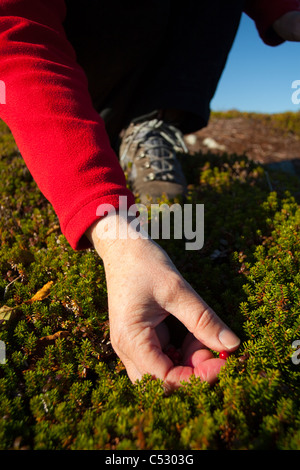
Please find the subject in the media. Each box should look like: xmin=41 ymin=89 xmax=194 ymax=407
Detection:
xmin=3 ymin=275 xmax=22 ymax=301
xmin=264 ymin=170 xmax=273 ymax=192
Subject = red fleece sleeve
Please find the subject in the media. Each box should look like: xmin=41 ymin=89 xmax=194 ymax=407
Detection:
xmin=0 ymin=0 xmax=135 ymax=250
xmin=244 ymin=0 xmax=300 ymax=45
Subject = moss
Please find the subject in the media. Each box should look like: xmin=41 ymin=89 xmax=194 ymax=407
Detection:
xmin=1 ymin=116 xmax=300 ymax=450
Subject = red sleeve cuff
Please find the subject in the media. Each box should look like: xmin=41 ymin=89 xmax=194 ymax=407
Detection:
xmin=64 ymin=190 xmax=136 ymax=251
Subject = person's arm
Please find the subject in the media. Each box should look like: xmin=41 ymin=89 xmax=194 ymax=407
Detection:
xmin=0 ymin=0 xmax=240 ymax=390
xmin=0 ymin=0 xmax=135 ymax=250
xmin=244 ymin=0 xmax=300 ymax=45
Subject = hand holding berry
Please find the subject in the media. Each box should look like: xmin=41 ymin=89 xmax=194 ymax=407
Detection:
xmin=86 ymin=214 xmax=240 ymax=392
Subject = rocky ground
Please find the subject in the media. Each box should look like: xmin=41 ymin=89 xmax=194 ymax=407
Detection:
xmin=184 ymin=113 xmax=300 ymax=177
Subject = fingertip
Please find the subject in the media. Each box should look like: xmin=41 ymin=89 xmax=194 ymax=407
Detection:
xmin=184 ymin=349 xmax=227 ymax=384
xmin=183 ymin=348 xmax=213 ymax=367
xmin=218 ymin=329 xmax=240 ymax=351
xmin=194 ymin=357 xmax=227 ymax=384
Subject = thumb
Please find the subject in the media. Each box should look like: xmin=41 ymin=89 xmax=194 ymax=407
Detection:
xmin=163 ymin=277 xmax=240 ymax=352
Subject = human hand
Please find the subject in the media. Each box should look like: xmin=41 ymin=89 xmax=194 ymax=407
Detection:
xmin=86 ymin=213 xmax=240 ymax=392
xmin=273 ymin=11 xmax=300 ymax=41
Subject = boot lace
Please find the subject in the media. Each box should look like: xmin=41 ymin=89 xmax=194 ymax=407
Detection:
xmin=120 ymin=119 xmax=188 ymax=182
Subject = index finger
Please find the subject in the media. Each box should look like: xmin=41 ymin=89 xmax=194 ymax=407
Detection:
xmin=119 ymin=325 xmax=227 ymax=391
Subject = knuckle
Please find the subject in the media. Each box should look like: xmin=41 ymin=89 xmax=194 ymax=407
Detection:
xmin=194 ymin=306 xmax=216 ymax=332
xmin=110 ymin=323 xmax=126 ymax=354
xmin=110 ymin=319 xmax=139 ymax=357
xmin=163 ymin=273 xmax=186 ymax=302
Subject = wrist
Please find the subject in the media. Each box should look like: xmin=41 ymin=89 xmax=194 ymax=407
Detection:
xmin=86 ymin=213 xmax=149 ymax=261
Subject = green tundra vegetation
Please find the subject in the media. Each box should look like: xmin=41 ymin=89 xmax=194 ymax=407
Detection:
xmin=0 ymin=112 xmax=300 ymax=450
xmin=211 ymin=109 xmax=300 ymax=137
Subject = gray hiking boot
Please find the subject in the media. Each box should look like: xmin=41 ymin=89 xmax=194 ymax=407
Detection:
xmin=119 ymin=118 xmax=188 ymax=203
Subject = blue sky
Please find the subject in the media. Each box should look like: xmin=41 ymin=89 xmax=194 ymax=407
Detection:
xmin=211 ymin=13 xmax=300 ymax=114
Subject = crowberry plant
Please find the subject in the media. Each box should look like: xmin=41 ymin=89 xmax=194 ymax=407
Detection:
xmin=1 ymin=114 xmax=300 ymax=450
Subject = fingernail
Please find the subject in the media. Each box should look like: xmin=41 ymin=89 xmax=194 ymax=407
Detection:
xmin=218 ymin=329 xmax=240 ymax=350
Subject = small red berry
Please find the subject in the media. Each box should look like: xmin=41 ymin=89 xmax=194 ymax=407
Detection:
xmin=219 ymin=350 xmax=230 ymax=360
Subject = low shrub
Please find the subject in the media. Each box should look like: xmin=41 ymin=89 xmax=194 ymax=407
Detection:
xmin=1 ymin=116 xmax=300 ymax=450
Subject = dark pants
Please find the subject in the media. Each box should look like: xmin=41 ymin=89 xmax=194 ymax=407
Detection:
xmin=63 ymin=0 xmax=244 ymax=144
